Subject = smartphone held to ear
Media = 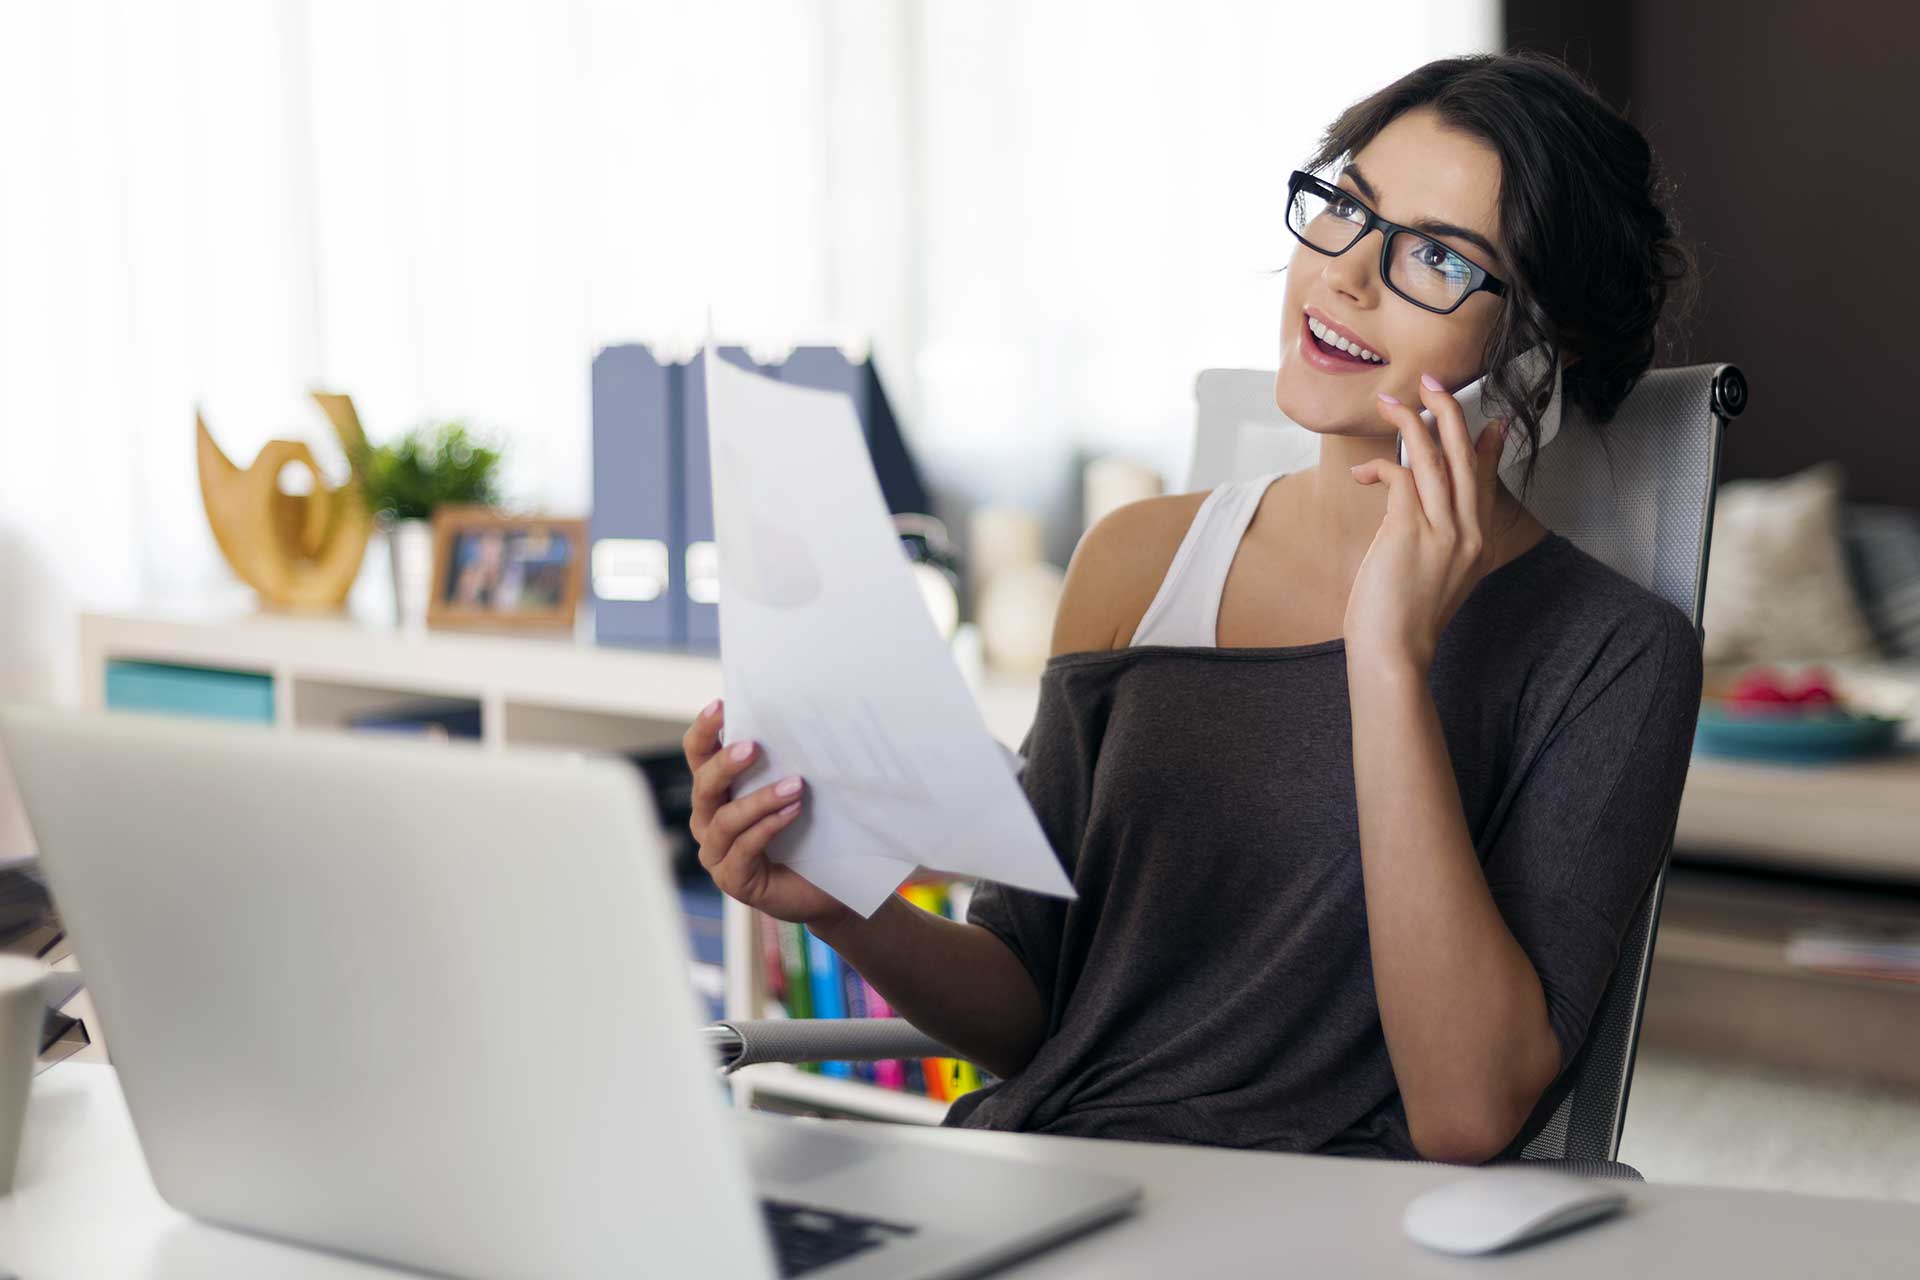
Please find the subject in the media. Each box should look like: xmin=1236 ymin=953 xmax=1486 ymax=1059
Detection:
xmin=1396 ymin=346 xmax=1563 ymax=471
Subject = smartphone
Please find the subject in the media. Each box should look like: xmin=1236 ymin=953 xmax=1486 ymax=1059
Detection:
xmin=1397 ymin=345 xmax=1561 ymax=469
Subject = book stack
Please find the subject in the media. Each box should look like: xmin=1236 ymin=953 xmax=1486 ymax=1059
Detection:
xmin=760 ymin=878 xmax=988 ymax=1101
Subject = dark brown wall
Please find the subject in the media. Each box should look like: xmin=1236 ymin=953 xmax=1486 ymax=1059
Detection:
xmin=1507 ymin=0 xmax=1920 ymax=509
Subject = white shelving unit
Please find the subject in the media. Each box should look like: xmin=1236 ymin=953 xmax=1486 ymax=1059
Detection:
xmin=78 ymin=605 xmax=1042 ymax=1123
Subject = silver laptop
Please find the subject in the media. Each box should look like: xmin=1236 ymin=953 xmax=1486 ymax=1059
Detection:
xmin=2 ymin=706 xmax=1138 ymax=1279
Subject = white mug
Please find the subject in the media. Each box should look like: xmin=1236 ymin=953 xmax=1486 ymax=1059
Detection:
xmin=0 ymin=953 xmax=50 ymax=1195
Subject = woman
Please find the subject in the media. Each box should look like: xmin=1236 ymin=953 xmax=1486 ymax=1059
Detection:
xmin=681 ymin=51 xmax=1703 ymax=1165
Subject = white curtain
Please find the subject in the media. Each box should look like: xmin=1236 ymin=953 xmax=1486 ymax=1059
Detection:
xmin=0 ymin=0 xmax=1493 ymax=611
xmin=913 ymin=0 xmax=1496 ymax=559
xmin=0 ymin=0 xmax=916 ymax=609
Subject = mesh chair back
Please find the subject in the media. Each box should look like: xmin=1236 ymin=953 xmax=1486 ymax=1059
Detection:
xmin=1190 ymin=363 xmax=1744 ymax=1161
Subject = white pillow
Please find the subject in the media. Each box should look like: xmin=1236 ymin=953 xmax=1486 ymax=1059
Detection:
xmin=1701 ymin=461 xmax=1881 ymax=663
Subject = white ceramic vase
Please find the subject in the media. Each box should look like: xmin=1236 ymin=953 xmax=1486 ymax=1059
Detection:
xmin=386 ymin=518 xmax=436 ymax=627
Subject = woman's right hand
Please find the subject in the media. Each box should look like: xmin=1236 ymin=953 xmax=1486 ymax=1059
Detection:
xmin=683 ymin=698 xmax=851 ymax=931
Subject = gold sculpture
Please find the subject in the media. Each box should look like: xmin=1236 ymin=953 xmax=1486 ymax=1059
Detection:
xmin=196 ymin=392 xmax=373 ymax=610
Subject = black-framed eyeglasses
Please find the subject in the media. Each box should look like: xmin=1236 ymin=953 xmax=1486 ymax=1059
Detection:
xmin=1285 ymin=169 xmax=1507 ymax=315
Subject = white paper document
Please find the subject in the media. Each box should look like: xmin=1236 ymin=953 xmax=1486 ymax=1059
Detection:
xmin=703 ymin=349 xmax=1075 ymax=917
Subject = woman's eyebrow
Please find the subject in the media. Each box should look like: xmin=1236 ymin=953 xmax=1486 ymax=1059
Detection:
xmin=1342 ymin=164 xmax=1381 ymax=203
xmin=1411 ymin=217 xmax=1502 ymax=267
xmin=1342 ymin=162 xmax=1503 ymax=268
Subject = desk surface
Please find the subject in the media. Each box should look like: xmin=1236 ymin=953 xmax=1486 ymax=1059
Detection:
xmin=7 ymin=1064 xmax=1917 ymax=1278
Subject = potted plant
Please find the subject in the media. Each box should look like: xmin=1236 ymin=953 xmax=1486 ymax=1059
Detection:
xmin=353 ymin=420 xmax=503 ymax=625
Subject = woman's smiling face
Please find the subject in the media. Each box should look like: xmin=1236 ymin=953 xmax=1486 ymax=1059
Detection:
xmin=1274 ymin=106 xmax=1510 ymax=436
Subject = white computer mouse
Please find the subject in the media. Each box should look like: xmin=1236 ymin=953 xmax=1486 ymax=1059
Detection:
xmin=1403 ymin=1168 xmax=1628 ymax=1255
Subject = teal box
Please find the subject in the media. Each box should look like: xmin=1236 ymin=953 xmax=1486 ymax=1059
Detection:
xmin=104 ymin=660 xmax=275 ymax=725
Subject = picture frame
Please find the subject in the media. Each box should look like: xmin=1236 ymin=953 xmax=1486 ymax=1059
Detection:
xmin=426 ymin=506 xmax=588 ymax=632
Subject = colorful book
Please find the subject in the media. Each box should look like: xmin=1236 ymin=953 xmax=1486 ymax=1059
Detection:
xmin=777 ymin=921 xmax=813 ymax=1019
xmin=759 ymin=912 xmax=787 ymax=1012
xmin=841 ymin=957 xmax=875 ymax=1083
xmin=863 ymin=980 xmax=906 ymax=1092
xmin=898 ymin=881 xmax=957 ymax=1097
xmin=946 ymin=1059 xmax=982 ymax=1098
xmin=898 ymin=879 xmax=950 ymax=919
xmin=804 ymin=928 xmax=852 ymax=1078
xmin=773 ymin=922 xmax=818 ymax=1072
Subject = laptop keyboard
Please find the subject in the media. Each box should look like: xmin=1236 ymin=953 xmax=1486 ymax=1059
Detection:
xmin=761 ymin=1198 xmax=918 ymax=1277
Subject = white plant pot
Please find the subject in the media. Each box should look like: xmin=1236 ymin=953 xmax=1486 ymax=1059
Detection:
xmin=387 ymin=518 xmax=436 ymax=627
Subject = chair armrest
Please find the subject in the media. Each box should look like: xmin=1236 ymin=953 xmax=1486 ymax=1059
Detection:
xmin=1505 ymin=1157 xmax=1643 ymax=1181
xmin=1407 ymin=1155 xmax=1642 ymax=1179
xmin=705 ymin=1018 xmax=957 ymax=1073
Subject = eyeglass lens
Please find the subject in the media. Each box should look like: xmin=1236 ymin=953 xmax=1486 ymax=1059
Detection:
xmin=1287 ymin=181 xmax=1478 ymax=311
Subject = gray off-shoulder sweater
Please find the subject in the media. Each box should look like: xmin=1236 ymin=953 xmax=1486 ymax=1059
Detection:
xmin=944 ymin=530 xmax=1704 ymax=1159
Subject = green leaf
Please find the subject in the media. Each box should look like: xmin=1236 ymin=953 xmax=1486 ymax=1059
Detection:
xmin=352 ymin=418 xmax=505 ymax=523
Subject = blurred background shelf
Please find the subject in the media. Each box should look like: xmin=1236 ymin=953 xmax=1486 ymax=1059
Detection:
xmin=1645 ymin=865 xmax=1920 ymax=1093
xmin=77 ymin=605 xmax=1040 ymax=1122
xmin=1673 ymin=747 xmax=1920 ymax=884
xmin=79 ymin=607 xmax=1041 ymax=748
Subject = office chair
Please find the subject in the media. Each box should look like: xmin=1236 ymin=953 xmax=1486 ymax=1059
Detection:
xmin=707 ymin=362 xmax=1746 ymax=1178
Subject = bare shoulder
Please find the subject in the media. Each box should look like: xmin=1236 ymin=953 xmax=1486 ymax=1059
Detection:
xmin=1050 ymin=490 xmax=1209 ymax=658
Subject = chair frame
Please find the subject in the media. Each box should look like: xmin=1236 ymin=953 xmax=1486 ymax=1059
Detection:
xmin=1537 ymin=362 xmax=1744 ymax=1163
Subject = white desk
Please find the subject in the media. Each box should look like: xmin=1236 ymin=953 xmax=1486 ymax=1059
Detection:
xmin=8 ymin=1065 xmax=1919 ymax=1277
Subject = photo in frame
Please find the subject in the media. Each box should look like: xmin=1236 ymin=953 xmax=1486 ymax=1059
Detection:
xmin=427 ymin=507 xmax=587 ymax=632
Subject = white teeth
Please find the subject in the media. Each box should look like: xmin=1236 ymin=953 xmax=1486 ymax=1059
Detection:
xmin=1307 ymin=315 xmax=1385 ymax=363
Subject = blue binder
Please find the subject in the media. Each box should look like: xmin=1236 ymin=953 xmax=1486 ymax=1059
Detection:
xmin=777 ymin=345 xmax=866 ymax=414
xmin=590 ymin=346 xmax=678 ymax=648
xmin=678 ymin=347 xmax=763 ymax=651
xmin=777 ymin=347 xmax=930 ymax=518
xmin=859 ymin=358 xmax=932 ymax=518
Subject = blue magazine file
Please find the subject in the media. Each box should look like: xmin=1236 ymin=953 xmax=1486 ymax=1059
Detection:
xmin=590 ymin=346 xmax=678 ymax=648
xmin=679 ymin=346 xmax=763 ymax=650
xmin=778 ymin=346 xmax=930 ymax=518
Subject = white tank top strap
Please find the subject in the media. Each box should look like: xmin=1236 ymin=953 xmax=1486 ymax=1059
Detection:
xmin=1128 ymin=469 xmax=1286 ymax=648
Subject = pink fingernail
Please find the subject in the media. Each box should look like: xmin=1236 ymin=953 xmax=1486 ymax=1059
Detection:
xmin=729 ymin=740 xmax=753 ymax=762
xmin=1420 ymin=373 xmax=1443 ymax=392
xmin=775 ymin=775 xmax=802 ymax=798
xmin=703 ymin=697 xmax=721 ymax=718
xmin=777 ymin=800 xmax=801 ymax=817
xmin=1377 ymin=392 xmax=1400 ymax=405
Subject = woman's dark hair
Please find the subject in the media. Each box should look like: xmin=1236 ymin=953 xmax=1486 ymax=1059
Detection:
xmin=1308 ymin=51 xmax=1695 ymax=496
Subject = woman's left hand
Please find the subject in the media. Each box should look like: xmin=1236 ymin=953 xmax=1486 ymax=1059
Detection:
xmin=1344 ymin=374 xmax=1508 ymax=672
